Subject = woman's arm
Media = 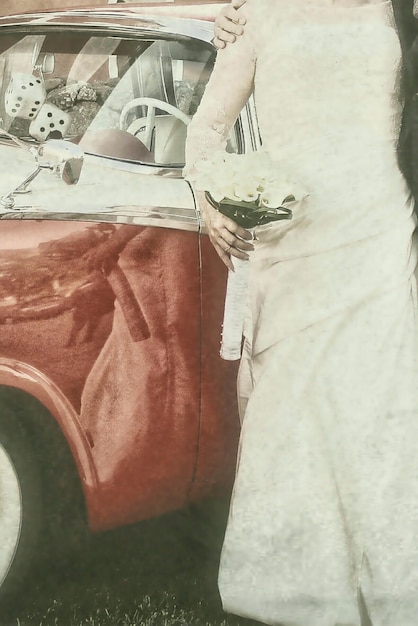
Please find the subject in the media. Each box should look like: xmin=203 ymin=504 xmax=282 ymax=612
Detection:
xmin=185 ymin=3 xmax=255 ymax=270
xmin=213 ymin=0 xmax=246 ymax=49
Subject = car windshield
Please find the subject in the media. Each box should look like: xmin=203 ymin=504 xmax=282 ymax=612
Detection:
xmin=0 ymin=31 xmax=237 ymax=166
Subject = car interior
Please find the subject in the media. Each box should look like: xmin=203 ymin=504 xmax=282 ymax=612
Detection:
xmin=0 ymin=30 xmax=239 ymax=166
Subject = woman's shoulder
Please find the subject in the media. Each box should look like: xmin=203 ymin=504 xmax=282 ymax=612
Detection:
xmin=237 ymin=0 xmax=277 ymax=39
xmin=238 ymin=0 xmax=271 ymax=19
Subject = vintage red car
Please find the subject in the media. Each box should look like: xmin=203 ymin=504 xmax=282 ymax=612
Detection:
xmin=0 ymin=0 xmax=259 ymax=606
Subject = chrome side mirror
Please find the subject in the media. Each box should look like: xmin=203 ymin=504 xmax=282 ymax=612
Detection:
xmin=33 ymin=52 xmax=55 ymax=75
xmin=0 ymin=130 xmax=84 ymax=208
xmin=37 ymin=140 xmax=84 ymax=185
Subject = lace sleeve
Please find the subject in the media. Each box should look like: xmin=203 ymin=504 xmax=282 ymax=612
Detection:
xmin=184 ymin=4 xmax=256 ymax=180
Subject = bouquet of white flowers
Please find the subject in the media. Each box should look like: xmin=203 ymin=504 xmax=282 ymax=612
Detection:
xmin=193 ymin=150 xmax=306 ymax=360
xmin=195 ymin=150 xmax=296 ymax=228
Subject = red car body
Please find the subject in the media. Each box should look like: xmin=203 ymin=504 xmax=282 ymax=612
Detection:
xmin=0 ymin=225 xmax=238 ymax=531
xmin=0 ymin=0 xmax=260 ymax=603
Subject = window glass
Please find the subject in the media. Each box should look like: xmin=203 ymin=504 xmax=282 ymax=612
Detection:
xmin=0 ymin=32 xmax=239 ymax=166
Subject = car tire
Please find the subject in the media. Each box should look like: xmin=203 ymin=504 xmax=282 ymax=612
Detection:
xmin=0 ymin=410 xmax=43 ymax=611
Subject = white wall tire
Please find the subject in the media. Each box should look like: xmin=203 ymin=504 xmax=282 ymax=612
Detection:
xmin=0 ymin=443 xmax=22 ymax=588
xmin=0 ymin=413 xmax=42 ymax=613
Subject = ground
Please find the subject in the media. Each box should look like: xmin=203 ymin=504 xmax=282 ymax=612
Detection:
xmin=4 ymin=501 xmax=260 ymax=626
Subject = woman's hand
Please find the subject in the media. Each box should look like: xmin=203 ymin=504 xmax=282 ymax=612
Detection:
xmin=198 ymin=193 xmax=254 ymax=271
xmin=213 ymin=0 xmax=247 ymax=49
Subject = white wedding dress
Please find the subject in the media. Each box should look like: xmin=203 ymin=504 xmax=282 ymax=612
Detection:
xmin=185 ymin=1 xmax=418 ymax=625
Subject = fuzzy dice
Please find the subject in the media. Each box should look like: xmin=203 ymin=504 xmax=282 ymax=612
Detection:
xmin=5 ymin=73 xmax=46 ymax=120
xmin=29 ymin=103 xmax=71 ymax=141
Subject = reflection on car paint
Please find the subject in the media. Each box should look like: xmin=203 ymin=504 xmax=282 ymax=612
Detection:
xmin=0 ymin=3 xmax=242 ymax=604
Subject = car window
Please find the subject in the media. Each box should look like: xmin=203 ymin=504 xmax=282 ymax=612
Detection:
xmin=0 ymin=32 xmax=239 ymax=166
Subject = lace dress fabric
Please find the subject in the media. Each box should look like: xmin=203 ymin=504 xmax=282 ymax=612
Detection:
xmin=185 ymin=2 xmax=418 ymax=625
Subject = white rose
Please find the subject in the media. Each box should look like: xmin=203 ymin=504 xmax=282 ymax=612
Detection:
xmin=260 ymin=181 xmax=295 ymax=208
xmin=214 ymin=171 xmax=238 ymax=199
xmin=234 ymin=183 xmax=259 ymax=203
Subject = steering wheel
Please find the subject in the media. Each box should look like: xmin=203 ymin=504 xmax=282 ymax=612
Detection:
xmin=119 ymin=97 xmax=191 ymax=150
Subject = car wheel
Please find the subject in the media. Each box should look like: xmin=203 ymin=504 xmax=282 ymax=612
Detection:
xmin=0 ymin=413 xmax=42 ymax=609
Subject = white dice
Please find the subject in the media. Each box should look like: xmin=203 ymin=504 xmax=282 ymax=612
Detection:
xmin=5 ymin=73 xmax=46 ymax=119
xmin=29 ymin=103 xmax=71 ymax=141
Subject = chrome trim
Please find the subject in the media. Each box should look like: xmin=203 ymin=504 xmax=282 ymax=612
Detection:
xmin=244 ymin=96 xmax=262 ymax=152
xmin=0 ymin=10 xmax=216 ymax=45
xmin=80 ymin=152 xmax=185 ymax=178
xmin=0 ymin=138 xmax=184 ymax=178
xmin=0 ymin=205 xmax=199 ymax=232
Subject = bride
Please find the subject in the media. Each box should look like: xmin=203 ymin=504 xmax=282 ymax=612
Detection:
xmin=185 ymin=1 xmax=418 ymax=625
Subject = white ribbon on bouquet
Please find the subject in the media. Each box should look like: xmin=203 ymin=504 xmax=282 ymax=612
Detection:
xmin=220 ymin=255 xmax=250 ymax=360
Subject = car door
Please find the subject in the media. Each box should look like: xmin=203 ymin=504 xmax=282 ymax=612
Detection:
xmin=0 ymin=23 xmax=215 ymax=530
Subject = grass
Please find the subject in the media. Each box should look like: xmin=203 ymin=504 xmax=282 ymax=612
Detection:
xmin=4 ymin=500 xmax=260 ymax=626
